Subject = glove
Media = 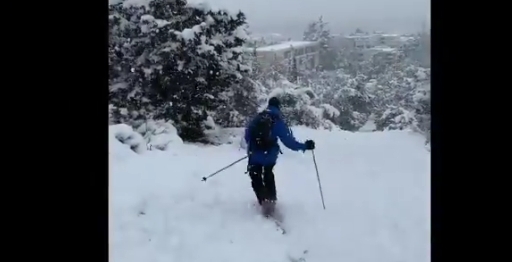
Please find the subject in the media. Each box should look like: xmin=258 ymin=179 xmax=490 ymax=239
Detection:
xmin=305 ymin=140 xmax=315 ymax=150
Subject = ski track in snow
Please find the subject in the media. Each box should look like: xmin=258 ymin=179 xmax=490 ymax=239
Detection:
xmin=110 ymin=127 xmax=430 ymax=262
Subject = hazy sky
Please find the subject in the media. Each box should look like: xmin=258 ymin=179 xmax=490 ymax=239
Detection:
xmin=197 ymin=0 xmax=430 ymax=38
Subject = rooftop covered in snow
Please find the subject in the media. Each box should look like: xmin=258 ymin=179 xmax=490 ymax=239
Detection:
xmin=369 ymin=46 xmax=397 ymax=52
xmin=400 ymin=36 xmax=416 ymax=42
xmin=340 ymin=33 xmax=403 ymax=39
xmin=256 ymin=41 xmax=318 ymax=52
xmin=380 ymin=34 xmax=400 ymax=37
xmin=343 ymin=34 xmax=378 ymax=39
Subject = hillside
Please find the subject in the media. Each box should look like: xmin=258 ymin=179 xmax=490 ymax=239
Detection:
xmin=110 ymin=125 xmax=430 ymax=262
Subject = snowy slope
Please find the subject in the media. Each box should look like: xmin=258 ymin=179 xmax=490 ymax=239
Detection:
xmin=110 ymin=126 xmax=430 ymax=262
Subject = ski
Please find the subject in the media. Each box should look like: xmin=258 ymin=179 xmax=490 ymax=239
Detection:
xmin=263 ymin=213 xmax=286 ymax=234
xmin=261 ymin=201 xmax=286 ymax=234
xmin=251 ymin=201 xmax=287 ymax=234
xmin=288 ymin=250 xmax=308 ymax=262
xmin=272 ymin=218 xmax=287 ymax=234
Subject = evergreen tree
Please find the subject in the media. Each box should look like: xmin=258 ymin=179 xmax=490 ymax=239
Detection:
xmin=108 ymin=0 xmax=251 ymax=142
xmin=303 ymin=16 xmax=336 ymax=71
xmin=289 ymin=54 xmax=298 ymax=83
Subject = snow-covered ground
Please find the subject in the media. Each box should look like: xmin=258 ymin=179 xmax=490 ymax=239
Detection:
xmin=110 ymin=125 xmax=430 ymax=262
xmin=359 ymin=119 xmax=377 ymax=132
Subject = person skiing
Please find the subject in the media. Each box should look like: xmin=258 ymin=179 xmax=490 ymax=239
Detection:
xmin=244 ymin=97 xmax=315 ymax=207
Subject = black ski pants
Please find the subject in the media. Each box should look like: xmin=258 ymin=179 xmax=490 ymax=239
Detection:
xmin=248 ymin=164 xmax=277 ymax=204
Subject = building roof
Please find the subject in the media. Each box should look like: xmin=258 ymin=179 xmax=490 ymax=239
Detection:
xmin=342 ymin=33 xmax=402 ymax=39
xmin=256 ymin=41 xmax=318 ymax=52
xmin=370 ymin=46 xmax=397 ymax=52
xmin=343 ymin=34 xmax=377 ymax=39
xmin=400 ymin=36 xmax=415 ymax=42
xmin=241 ymin=46 xmax=256 ymax=52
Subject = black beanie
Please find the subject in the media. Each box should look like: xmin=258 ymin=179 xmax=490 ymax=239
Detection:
xmin=268 ymin=97 xmax=280 ymax=109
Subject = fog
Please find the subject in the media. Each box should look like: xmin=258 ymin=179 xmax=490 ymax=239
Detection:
xmin=200 ymin=0 xmax=430 ymax=38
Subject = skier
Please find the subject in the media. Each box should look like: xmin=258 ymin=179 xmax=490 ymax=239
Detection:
xmin=244 ymin=97 xmax=315 ymax=208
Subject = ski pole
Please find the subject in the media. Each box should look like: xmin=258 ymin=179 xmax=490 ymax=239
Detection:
xmin=202 ymin=156 xmax=248 ymax=182
xmin=312 ymin=150 xmax=326 ymax=210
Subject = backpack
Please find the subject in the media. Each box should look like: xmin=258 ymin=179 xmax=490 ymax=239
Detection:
xmin=249 ymin=111 xmax=277 ymax=152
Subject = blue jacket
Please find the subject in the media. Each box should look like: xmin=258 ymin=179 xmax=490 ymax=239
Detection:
xmin=244 ymin=106 xmax=306 ymax=166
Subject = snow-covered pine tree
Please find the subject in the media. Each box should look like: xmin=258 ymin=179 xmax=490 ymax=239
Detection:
xmin=109 ymin=3 xmax=157 ymax=125
xmin=372 ymin=65 xmax=430 ymax=135
xmin=289 ymin=54 xmax=299 ymax=83
xmin=108 ymin=0 xmax=251 ymax=142
xmin=303 ymin=16 xmax=327 ymax=42
xmin=303 ymin=16 xmax=336 ymax=71
xmin=214 ymin=34 xmax=261 ymax=128
xmin=307 ymin=70 xmax=371 ymax=131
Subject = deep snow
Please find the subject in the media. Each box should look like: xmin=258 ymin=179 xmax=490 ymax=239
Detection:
xmin=109 ymin=125 xmax=430 ymax=262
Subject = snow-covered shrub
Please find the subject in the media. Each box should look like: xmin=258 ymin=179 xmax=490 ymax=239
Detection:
xmin=205 ymin=127 xmax=246 ymax=146
xmin=265 ymin=79 xmax=327 ymax=128
xmin=233 ymin=68 xmax=340 ymax=131
xmin=318 ymin=104 xmax=340 ymax=130
xmin=308 ymin=70 xmax=372 ymax=131
xmin=109 ymin=124 xmax=147 ymax=154
xmin=375 ymin=106 xmax=417 ymax=131
xmin=135 ymin=120 xmax=183 ymax=151
xmin=370 ymin=66 xmax=430 ymax=134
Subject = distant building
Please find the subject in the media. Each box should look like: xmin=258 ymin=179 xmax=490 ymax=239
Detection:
xmin=246 ymin=32 xmax=288 ymax=47
xmin=245 ymin=41 xmax=320 ymax=70
xmin=363 ymin=46 xmax=399 ymax=63
xmin=331 ymin=34 xmax=379 ymax=50
xmin=377 ymin=34 xmax=403 ymax=48
xmin=330 ymin=32 xmax=413 ymax=51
